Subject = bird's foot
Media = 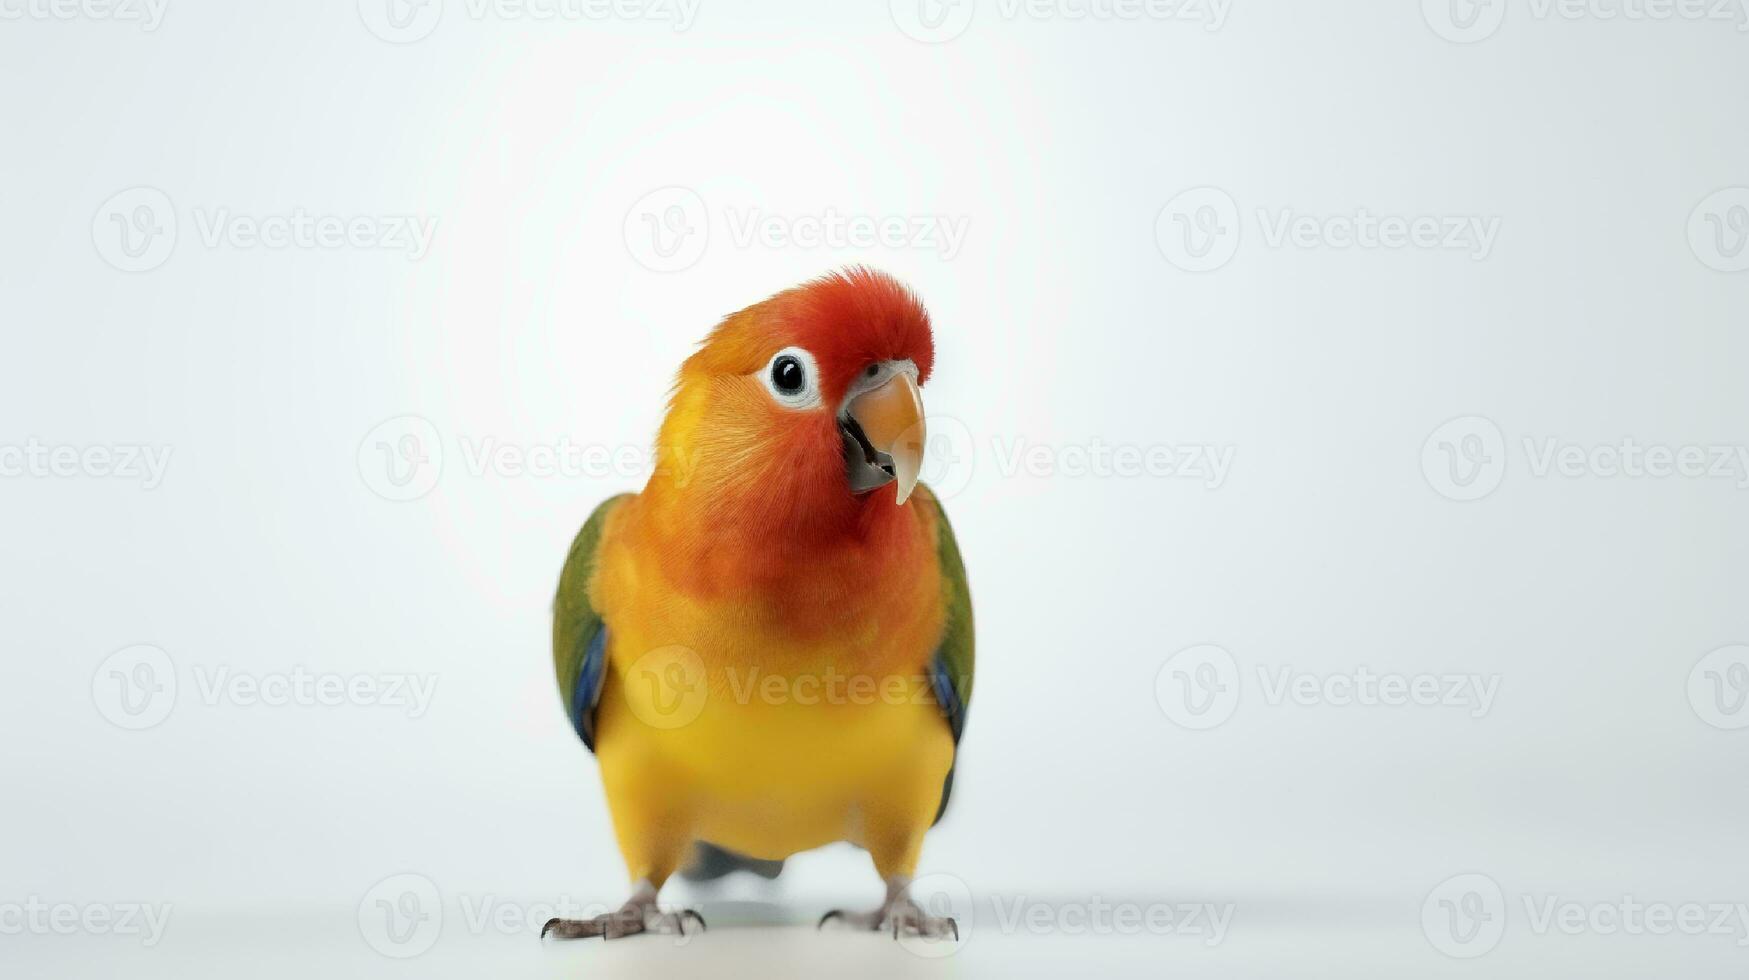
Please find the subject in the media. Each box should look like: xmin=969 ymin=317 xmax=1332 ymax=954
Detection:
xmin=541 ymin=881 xmax=706 ymax=941
xmin=819 ymin=878 xmax=959 ymax=941
xmin=884 ymin=898 xmax=959 ymax=941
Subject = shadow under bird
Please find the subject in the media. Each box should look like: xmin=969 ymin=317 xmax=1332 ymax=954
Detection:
xmin=546 ymin=268 xmax=974 ymax=941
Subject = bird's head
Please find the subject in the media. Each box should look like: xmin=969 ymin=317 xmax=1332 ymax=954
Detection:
xmin=654 ymin=268 xmax=934 ymax=528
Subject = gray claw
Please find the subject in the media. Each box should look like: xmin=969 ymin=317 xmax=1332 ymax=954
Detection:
xmin=541 ymin=905 xmax=703 ymax=942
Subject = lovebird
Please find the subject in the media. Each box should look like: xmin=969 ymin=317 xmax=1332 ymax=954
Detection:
xmin=544 ymin=268 xmax=972 ymax=941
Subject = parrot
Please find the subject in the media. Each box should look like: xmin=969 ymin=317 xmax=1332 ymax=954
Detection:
xmin=543 ymin=268 xmax=973 ymax=942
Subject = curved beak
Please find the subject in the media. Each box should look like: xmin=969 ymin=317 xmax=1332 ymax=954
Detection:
xmin=843 ymin=371 xmax=926 ymax=505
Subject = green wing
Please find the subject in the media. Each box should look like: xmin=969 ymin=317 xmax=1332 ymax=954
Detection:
xmin=926 ymin=488 xmax=973 ymax=821
xmin=553 ymin=494 xmax=631 ymax=751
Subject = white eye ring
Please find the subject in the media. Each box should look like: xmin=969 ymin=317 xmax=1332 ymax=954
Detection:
xmin=759 ymin=346 xmax=823 ymax=411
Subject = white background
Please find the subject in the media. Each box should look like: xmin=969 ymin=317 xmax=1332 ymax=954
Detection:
xmin=3 ymin=0 xmax=1748 ymax=976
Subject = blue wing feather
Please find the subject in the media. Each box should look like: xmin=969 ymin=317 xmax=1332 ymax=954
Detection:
xmin=928 ymin=651 xmax=966 ymax=743
xmin=570 ymin=627 xmax=609 ymax=751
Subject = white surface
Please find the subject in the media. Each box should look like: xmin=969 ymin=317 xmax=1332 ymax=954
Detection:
xmin=3 ymin=1 xmax=1748 ymax=977
xmin=7 ymin=899 xmax=1748 ymax=979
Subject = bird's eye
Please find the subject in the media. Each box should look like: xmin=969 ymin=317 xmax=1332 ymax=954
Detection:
xmin=772 ymin=355 xmax=805 ymax=394
xmin=759 ymin=347 xmax=822 ymax=410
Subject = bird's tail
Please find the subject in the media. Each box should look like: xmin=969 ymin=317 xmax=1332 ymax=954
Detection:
xmin=679 ymin=842 xmax=785 ymax=882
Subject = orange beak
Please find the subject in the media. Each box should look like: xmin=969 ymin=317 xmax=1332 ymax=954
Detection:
xmin=845 ymin=371 xmax=926 ymax=505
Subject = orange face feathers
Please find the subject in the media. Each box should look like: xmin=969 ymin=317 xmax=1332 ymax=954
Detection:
xmin=679 ymin=267 xmax=935 ymax=403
